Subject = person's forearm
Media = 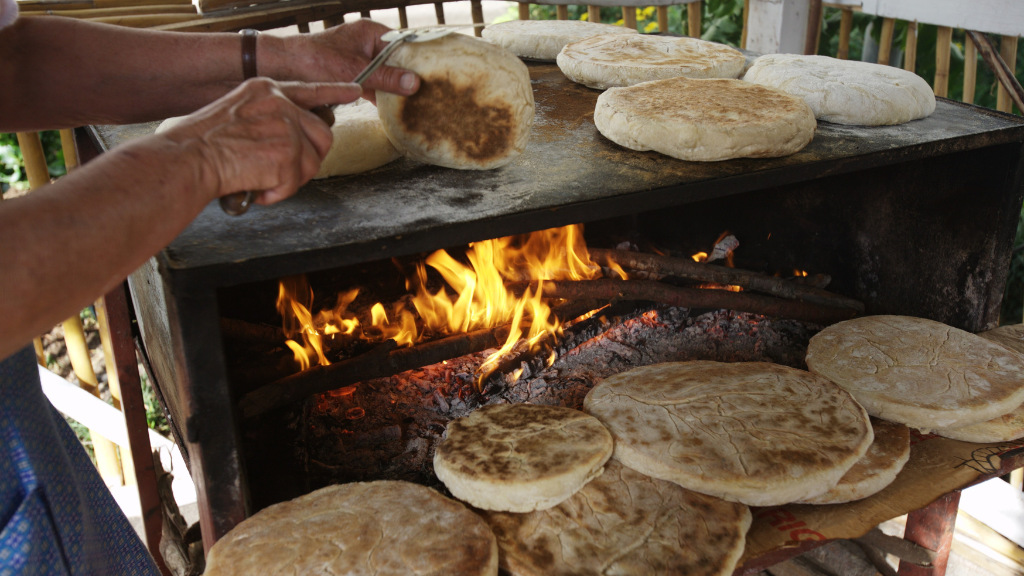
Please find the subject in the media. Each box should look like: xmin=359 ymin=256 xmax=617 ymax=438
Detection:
xmin=0 ymin=16 xmax=294 ymax=131
xmin=0 ymin=135 xmax=214 ymax=359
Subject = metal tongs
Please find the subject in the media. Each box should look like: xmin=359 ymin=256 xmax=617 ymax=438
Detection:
xmin=219 ymin=25 xmax=470 ymax=216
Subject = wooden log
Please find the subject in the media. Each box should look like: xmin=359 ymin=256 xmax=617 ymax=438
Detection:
xmin=740 ymin=0 xmax=750 ymax=49
xmin=898 ymin=490 xmax=960 ymax=575
xmin=877 ymin=16 xmax=895 ymax=65
xmin=528 ymin=279 xmax=859 ymax=325
xmin=967 ymin=31 xmax=1024 ymax=115
xmin=588 ymin=5 xmax=600 ymax=23
xmin=15 ymin=132 xmax=49 ymax=190
xmin=556 ymin=4 xmax=567 ymax=20
xmin=998 ymin=35 xmax=1019 ymax=113
xmin=34 ymin=4 xmax=195 ymax=16
xmin=837 ymin=7 xmax=852 ymax=59
xmin=589 ymin=248 xmax=865 ymax=311
xmin=85 ymin=12 xmax=202 ymax=26
xmin=687 ymin=0 xmax=700 ymax=37
xmin=471 ymin=0 xmax=483 ymax=36
xmin=805 ymin=0 xmax=823 ymax=55
xmin=963 ymin=33 xmax=977 ymax=104
xmin=518 ymin=2 xmax=528 ymax=20
xmin=434 ymin=2 xmax=445 ymax=24
xmin=397 ymin=5 xmax=407 ymax=28
xmin=622 ymin=6 xmax=636 ymax=30
xmin=934 ymin=26 xmax=952 ymax=98
xmin=656 ymin=5 xmax=667 ymax=32
xmin=904 ymin=20 xmax=918 ymax=72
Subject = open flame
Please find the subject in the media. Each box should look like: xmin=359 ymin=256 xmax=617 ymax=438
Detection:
xmin=277 ymin=225 xmax=621 ymax=386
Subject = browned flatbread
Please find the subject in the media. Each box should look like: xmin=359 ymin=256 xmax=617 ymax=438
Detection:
xmin=481 ymin=459 xmax=751 ymax=576
xmin=204 ymin=481 xmax=497 ymax=576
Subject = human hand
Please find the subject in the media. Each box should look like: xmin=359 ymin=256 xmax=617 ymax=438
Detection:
xmin=261 ymin=19 xmax=420 ymax=104
xmin=158 ymin=77 xmax=361 ymax=205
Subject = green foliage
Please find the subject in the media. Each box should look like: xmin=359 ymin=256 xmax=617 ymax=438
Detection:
xmin=64 ymin=415 xmax=96 ymax=463
xmin=141 ymin=371 xmax=171 ymax=438
xmin=0 ymin=131 xmax=66 ymax=195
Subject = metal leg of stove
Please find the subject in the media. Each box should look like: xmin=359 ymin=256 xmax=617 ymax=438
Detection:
xmin=104 ymin=281 xmax=173 ymax=576
xmin=897 ymin=491 xmax=961 ymax=576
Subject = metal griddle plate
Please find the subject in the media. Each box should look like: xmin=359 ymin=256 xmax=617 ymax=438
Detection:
xmin=90 ymin=63 xmax=1024 ymax=291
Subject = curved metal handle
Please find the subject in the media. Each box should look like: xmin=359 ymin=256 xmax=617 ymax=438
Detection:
xmin=219 ymin=191 xmax=254 ymax=216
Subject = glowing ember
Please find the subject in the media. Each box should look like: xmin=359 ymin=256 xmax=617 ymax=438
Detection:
xmin=691 ymin=252 xmax=708 ymax=263
xmin=794 ymin=269 xmax=808 ymax=277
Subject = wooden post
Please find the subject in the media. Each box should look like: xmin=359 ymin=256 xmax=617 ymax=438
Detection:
xmin=687 ymin=1 xmax=701 ymax=37
xmin=434 ymin=2 xmax=445 ymax=24
xmin=588 ymin=5 xmax=600 ymax=23
xmin=657 ymin=5 xmax=668 ymax=32
xmin=1011 ymin=468 xmax=1024 ymax=491
xmin=622 ymin=6 xmax=637 ymax=30
xmin=898 ymin=491 xmax=961 ymax=576
xmin=998 ymin=35 xmax=1019 ymax=113
xmin=556 ymin=4 xmax=568 ymax=20
xmin=359 ymin=9 xmax=370 ymax=18
xmin=471 ymin=0 xmax=483 ymax=36
xmin=518 ymin=2 xmax=529 ymax=20
xmin=322 ymin=13 xmax=345 ymax=28
xmin=934 ymin=26 xmax=953 ymax=98
xmin=94 ymin=297 xmax=136 ymax=486
xmin=740 ymin=0 xmax=750 ymax=49
xmin=837 ymin=8 xmax=853 ymax=59
xmin=296 ymin=19 xmax=310 ymax=33
xmin=397 ymin=5 xmax=407 ymax=28
xmin=904 ymin=21 xmax=918 ymax=72
xmin=15 ymin=133 xmax=49 ymax=189
xmin=804 ymin=0 xmax=822 ymax=55
xmin=964 ymin=34 xmax=977 ymax=104
xmin=59 ymin=129 xmax=78 ymax=171
xmin=877 ymin=17 xmax=895 ymax=65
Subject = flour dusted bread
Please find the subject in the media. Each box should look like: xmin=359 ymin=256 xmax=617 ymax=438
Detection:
xmin=557 ymin=35 xmax=746 ymax=89
xmin=806 ymin=316 xmax=1024 ymax=430
xmin=932 ymin=324 xmax=1024 ymax=442
xmin=798 ymin=417 xmax=910 ymax=504
xmin=594 ymin=77 xmax=816 ymax=162
xmin=482 ymin=459 xmax=751 ymax=576
xmin=482 ymin=19 xmax=637 ymax=60
xmin=314 ymin=99 xmax=401 ymax=178
xmin=377 ymin=34 xmax=534 ymax=170
xmin=583 ymin=361 xmax=872 ymax=506
xmin=434 ymin=404 xmax=612 ymax=512
xmin=743 ymin=54 xmax=935 ymax=125
xmin=203 ymin=481 xmax=497 ymax=576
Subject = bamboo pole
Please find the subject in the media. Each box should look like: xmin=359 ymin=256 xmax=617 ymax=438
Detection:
xmin=63 ymin=315 xmax=125 ymax=487
xmin=836 ymin=7 xmax=852 ymax=59
xmin=33 ymin=339 xmax=46 ymax=365
xmin=470 ymin=0 xmax=483 ymax=37
xmin=518 ymin=2 xmax=528 ymax=20
xmin=94 ymin=297 xmax=136 ymax=486
xmin=656 ymin=5 xmax=667 ymax=32
xmin=877 ymin=17 xmax=895 ymax=65
xmin=434 ymin=2 xmax=444 ymax=24
xmin=397 ymin=5 xmax=407 ymax=28
xmin=964 ymin=34 xmax=977 ymax=104
xmin=998 ymin=35 xmax=1018 ymax=113
xmin=34 ymin=4 xmax=194 ymax=16
xmin=687 ymin=0 xmax=700 ymax=38
xmin=804 ymin=0 xmax=822 ymax=55
xmin=740 ymin=0 xmax=749 ymax=49
xmin=587 ymin=5 xmax=599 ymax=23
xmin=904 ymin=20 xmax=917 ymax=72
xmin=556 ymin=4 xmax=567 ymax=20
xmin=59 ymin=129 xmax=78 ymax=171
xmin=622 ymin=6 xmax=636 ymax=30
xmin=967 ymin=30 xmax=1024 ymax=114
xmin=85 ymin=13 xmax=202 ymax=26
xmin=15 ymin=133 xmax=49 ymax=190
xmin=934 ymin=26 xmax=952 ymax=98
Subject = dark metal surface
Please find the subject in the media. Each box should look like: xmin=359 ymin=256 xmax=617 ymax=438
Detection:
xmin=90 ymin=63 xmax=1024 ymax=290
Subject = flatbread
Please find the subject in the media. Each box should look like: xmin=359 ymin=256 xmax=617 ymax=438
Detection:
xmin=434 ymin=404 xmax=612 ymax=512
xmin=481 ymin=459 xmax=751 ymax=576
xmin=806 ymin=316 xmax=1024 ymax=430
xmin=314 ymin=99 xmax=401 ymax=178
xmin=582 ymin=361 xmax=873 ymax=506
xmin=204 ymin=481 xmax=497 ymax=576
xmin=378 ymin=33 xmax=534 ymax=170
xmin=594 ymin=77 xmax=816 ymax=162
xmin=557 ymin=34 xmax=746 ymax=89
xmin=932 ymin=324 xmax=1024 ymax=442
xmin=797 ymin=417 xmax=910 ymax=504
xmin=482 ymin=19 xmax=637 ymax=61
xmin=743 ymin=54 xmax=936 ymax=126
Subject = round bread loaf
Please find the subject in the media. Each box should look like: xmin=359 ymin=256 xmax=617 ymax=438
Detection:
xmin=583 ymin=361 xmax=873 ymax=506
xmin=314 ymin=99 xmax=402 ymax=178
xmin=594 ymin=76 xmax=816 ymax=162
xmin=377 ymin=34 xmax=534 ymax=170
xmin=797 ymin=417 xmax=910 ymax=504
xmin=434 ymin=404 xmax=613 ymax=512
xmin=204 ymin=481 xmax=498 ymax=576
xmin=806 ymin=316 xmax=1024 ymax=430
xmin=933 ymin=324 xmax=1024 ymax=442
xmin=557 ymin=34 xmax=746 ymax=89
xmin=481 ymin=19 xmax=637 ymax=61
xmin=743 ymin=54 xmax=936 ymax=126
xmin=481 ymin=459 xmax=751 ymax=576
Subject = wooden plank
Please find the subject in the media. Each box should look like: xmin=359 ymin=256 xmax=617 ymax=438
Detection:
xmin=471 ymin=0 xmax=483 ymax=36
xmin=877 ymin=17 xmax=895 ymax=64
xmin=861 ymin=0 xmax=1024 ymax=38
xmin=17 ymin=0 xmax=189 ymax=11
xmin=805 ymin=0 xmax=822 ymax=55
xmin=964 ymin=34 xmax=978 ymax=104
xmin=31 ymin=4 xmax=194 ymax=16
xmin=747 ymin=0 xmax=812 ymax=54
xmin=904 ymin=20 xmax=918 ymax=71
xmin=998 ymin=35 xmax=1019 ymax=113
xmin=518 ymin=2 xmax=528 ymax=20
xmin=687 ymin=0 xmax=701 ymax=37
xmin=657 ymin=5 xmax=667 ymax=32
xmin=154 ymin=2 xmax=350 ymax=33
xmin=934 ymin=26 xmax=952 ymax=98
xmin=434 ymin=2 xmax=444 ymax=24
xmin=84 ymin=13 xmax=202 ymax=26
xmin=837 ymin=7 xmax=852 ymax=59
xmin=622 ymin=5 xmax=636 ymax=30
xmin=897 ymin=490 xmax=961 ymax=576
xmin=556 ymin=4 xmax=567 ymax=20
xmin=588 ymin=5 xmax=600 ymax=23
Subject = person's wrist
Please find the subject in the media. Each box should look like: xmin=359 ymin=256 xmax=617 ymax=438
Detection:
xmin=256 ymin=33 xmax=298 ymax=81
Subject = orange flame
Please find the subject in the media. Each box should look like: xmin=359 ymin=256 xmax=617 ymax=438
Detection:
xmin=794 ymin=269 xmax=808 ymax=277
xmin=691 ymin=251 xmax=708 ymax=263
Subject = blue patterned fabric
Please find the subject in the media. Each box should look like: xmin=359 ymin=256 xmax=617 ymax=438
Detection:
xmin=0 ymin=346 xmax=160 ymax=575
